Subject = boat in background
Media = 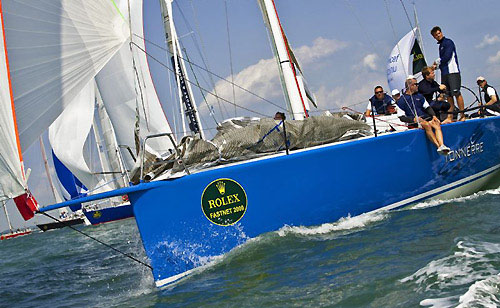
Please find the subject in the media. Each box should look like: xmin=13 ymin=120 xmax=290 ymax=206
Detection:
xmin=83 ymin=198 xmax=133 ymax=225
xmin=1 ymin=200 xmax=32 ymax=240
xmin=36 ymin=212 xmax=85 ymax=232
xmin=0 ymin=228 xmax=32 ymax=240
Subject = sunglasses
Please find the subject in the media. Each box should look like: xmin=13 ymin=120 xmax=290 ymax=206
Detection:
xmin=375 ymin=91 xmax=384 ymax=94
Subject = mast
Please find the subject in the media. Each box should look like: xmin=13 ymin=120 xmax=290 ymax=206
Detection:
xmin=258 ymin=0 xmax=309 ymax=120
xmin=39 ymin=136 xmax=62 ymax=203
xmin=2 ymin=200 xmax=13 ymax=232
xmin=159 ymin=0 xmax=205 ymax=138
xmin=93 ymin=83 xmax=129 ymax=188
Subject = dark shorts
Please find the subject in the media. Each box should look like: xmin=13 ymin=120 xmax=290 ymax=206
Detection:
xmin=442 ymin=73 xmax=461 ymax=96
xmin=430 ymin=100 xmax=451 ymax=112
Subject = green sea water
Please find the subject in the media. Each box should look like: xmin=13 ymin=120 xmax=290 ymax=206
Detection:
xmin=1 ymin=188 xmax=500 ymax=307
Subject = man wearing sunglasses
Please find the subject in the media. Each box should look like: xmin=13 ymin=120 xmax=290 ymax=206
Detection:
xmin=365 ymin=85 xmax=396 ymax=116
xmin=477 ymin=76 xmax=500 ymax=116
xmin=397 ymin=77 xmax=450 ymax=155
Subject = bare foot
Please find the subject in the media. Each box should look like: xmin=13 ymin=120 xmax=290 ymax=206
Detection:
xmin=442 ymin=118 xmax=453 ymax=124
xmin=458 ymin=116 xmax=466 ymax=122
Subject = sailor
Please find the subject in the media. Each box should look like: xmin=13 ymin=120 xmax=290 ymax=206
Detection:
xmin=477 ymin=76 xmax=500 ymax=116
xmin=365 ymin=86 xmax=395 ymax=116
xmin=391 ymin=89 xmax=401 ymax=102
xmin=431 ymin=26 xmax=465 ymax=123
xmin=274 ymin=112 xmax=286 ymax=121
xmin=418 ymin=66 xmax=450 ymax=121
xmin=397 ymin=77 xmax=450 ymax=155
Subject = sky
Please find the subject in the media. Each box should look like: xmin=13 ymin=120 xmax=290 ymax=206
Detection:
xmin=2 ymin=0 xmax=500 ymax=232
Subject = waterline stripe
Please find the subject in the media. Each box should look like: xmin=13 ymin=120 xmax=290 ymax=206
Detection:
xmin=377 ymin=163 xmax=500 ymax=212
xmin=155 ymin=268 xmax=196 ymax=288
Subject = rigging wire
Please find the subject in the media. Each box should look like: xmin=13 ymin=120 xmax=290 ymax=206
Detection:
xmin=131 ymin=41 xmax=272 ymax=117
xmin=343 ymin=0 xmax=378 ymax=52
xmin=224 ymin=0 xmax=237 ymax=117
xmin=183 ymin=0 xmax=228 ymax=119
xmin=183 ymin=48 xmax=220 ymax=126
xmin=133 ymin=34 xmax=286 ymax=112
xmin=37 ymin=211 xmax=152 ymax=270
xmin=383 ymin=0 xmax=420 ymax=126
xmin=399 ymin=0 xmax=415 ymax=32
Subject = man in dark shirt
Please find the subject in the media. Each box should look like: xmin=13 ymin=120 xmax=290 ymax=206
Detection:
xmin=431 ymin=26 xmax=465 ymax=122
xmin=365 ymin=86 xmax=394 ymax=116
xmin=418 ymin=66 xmax=450 ymax=121
xmin=477 ymin=76 xmax=500 ymax=116
xmin=397 ymin=77 xmax=450 ymax=155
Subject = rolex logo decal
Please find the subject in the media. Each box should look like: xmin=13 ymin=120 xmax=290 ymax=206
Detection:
xmin=201 ymin=178 xmax=247 ymax=226
xmin=216 ymin=181 xmax=225 ymax=195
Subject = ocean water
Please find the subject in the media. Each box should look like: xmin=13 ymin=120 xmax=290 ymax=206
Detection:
xmin=1 ymin=188 xmax=500 ymax=307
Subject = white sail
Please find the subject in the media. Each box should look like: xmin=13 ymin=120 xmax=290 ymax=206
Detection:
xmin=94 ymin=84 xmax=127 ymax=189
xmin=96 ymin=0 xmax=174 ymax=170
xmin=0 ymin=7 xmax=25 ymax=199
xmin=2 ymin=0 xmax=128 ymax=151
xmin=48 ymin=81 xmax=107 ymax=192
xmin=387 ymin=28 xmax=418 ymax=93
xmin=258 ymin=0 xmax=310 ymax=120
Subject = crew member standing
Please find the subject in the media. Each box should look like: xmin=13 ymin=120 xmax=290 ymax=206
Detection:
xmin=431 ymin=26 xmax=465 ymax=123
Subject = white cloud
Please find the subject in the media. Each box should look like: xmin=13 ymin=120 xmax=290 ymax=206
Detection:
xmin=476 ymin=34 xmax=500 ymax=48
xmin=488 ymin=51 xmax=500 ymax=64
xmin=294 ymin=37 xmax=348 ymax=65
xmin=313 ymin=74 xmax=387 ymax=113
xmin=201 ymin=37 xmax=348 ymax=119
xmin=362 ymin=53 xmax=378 ymax=71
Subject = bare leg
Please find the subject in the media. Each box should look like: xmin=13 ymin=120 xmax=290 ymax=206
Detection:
xmin=443 ymin=96 xmax=455 ymax=123
xmin=430 ymin=119 xmax=444 ymax=146
xmin=457 ymin=94 xmax=465 ymax=121
xmin=421 ymin=121 xmax=439 ymax=147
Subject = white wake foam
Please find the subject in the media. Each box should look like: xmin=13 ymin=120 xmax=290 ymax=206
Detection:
xmin=409 ymin=186 xmax=500 ymax=210
xmin=401 ymin=238 xmax=500 ymax=307
xmin=276 ymin=211 xmax=388 ymax=237
xmin=456 ymin=274 xmax=500 ymax=308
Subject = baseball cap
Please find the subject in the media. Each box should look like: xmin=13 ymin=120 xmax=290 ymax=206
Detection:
xmin=391 ymin=89 xmax=400 ymax=96
xmin=406 ymin=75 xmax=416 ymax=80
xmin=476 ymin=76 xmax=486 ymax=82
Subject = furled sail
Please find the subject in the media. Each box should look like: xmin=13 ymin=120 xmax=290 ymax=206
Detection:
xmin=2 ymin=0 xmax=129 ymax=151
xmin=387 ymin=28 xmax=427 ymax=93
xmin=95 ymin=0 xmax=174 ymax=170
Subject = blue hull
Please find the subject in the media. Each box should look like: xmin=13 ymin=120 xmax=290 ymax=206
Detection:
xmin=39 ymin=117 xmax=500 ymax=287
xmin=128 ymin=117 xmax=500 ymax=287
xmin=83 ymin=203 xmax=134 ymax=225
